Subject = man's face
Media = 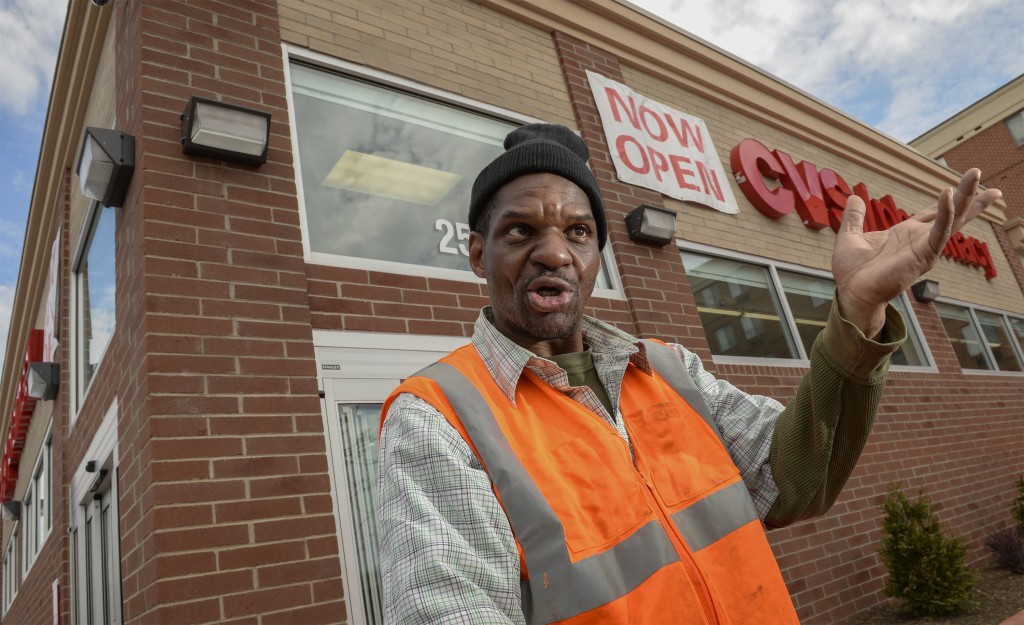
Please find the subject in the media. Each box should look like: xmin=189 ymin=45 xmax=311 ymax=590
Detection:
xmin=468 ymin=173 xmax=601 ymax=357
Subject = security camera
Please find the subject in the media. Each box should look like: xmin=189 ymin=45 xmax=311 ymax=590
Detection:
xmin=91 ymin=0 xmax=110 ymax=6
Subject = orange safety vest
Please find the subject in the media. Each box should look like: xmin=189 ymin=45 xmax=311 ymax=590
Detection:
xmin=382 ymin=339 xmax=799 ymax=625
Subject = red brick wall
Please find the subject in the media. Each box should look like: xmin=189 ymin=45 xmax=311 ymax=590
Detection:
xmin=108 ymin=1 xmax=345 ymax=623
xmin=943 ymin=115 xmax=1024 ymax=223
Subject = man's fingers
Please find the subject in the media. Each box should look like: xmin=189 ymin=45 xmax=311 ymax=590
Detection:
xmin=928 ymin=188 xmax=955 ymax=253
xmin=951 ymin=168 xmax=982 ymax=219
xmin=839 ymin=194 xmax=866 ymax=235
xmin=960 ymin=188 xmax=1003 ymax=227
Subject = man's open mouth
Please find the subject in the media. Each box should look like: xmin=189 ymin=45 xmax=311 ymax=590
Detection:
xmin=527 ymin=278 xmax=574 ymax=313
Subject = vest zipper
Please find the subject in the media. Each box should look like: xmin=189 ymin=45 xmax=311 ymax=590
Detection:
xmin=580 ymin=395 xmax=721 ymax=624
xmin=627 ymin=431 xmax=722 ymax=625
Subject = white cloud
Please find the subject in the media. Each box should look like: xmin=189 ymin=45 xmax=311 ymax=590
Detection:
xmin=0 ymin=0 xmax=66 ymax=116
xmin=630 ymin=0 xmax=1024 ymax=141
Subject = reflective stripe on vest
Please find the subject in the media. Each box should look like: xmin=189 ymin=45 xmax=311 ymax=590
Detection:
xmin=641 ymin=339 xmax=724 ymax=448
xmin=417 ymin=362 xmax=680 ymax=624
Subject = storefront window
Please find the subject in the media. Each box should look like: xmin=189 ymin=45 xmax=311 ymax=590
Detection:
xmin=974 ymin=310 xmax=1023 ymax=372
xmin=1011 ymin=317 xmax=1024 ymax=353
xmin=289 ymin=62 xmax=616 ymax=289
xmin=777 ymin=270 xmax=833 ymax=357
xmin=3 ymin=529 xmax=17 ymax=614
xmin=935 ymin=303 xmax=993 ymax=370
xmin=887 ymin=296 xmax=929 ymax=367
xmin=682 ymin=252 xmax=798 ymax=359
xmin=73 ymin=203 xmax=116 ymax=412
xmin=683 ymin=250 xmax=931 ymax=365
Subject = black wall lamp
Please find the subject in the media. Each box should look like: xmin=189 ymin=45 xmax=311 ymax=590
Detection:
xmin=27 ymin=362 xmax=60 ymax=401
xmin=181 ymin=96 xmax=271 ymax=166
xmin=76 ymin=127 xmax=135 ymax=207
xmin=1 ymin=500 xmax=20 ymax=522
xmin=911 ymin=279 xmax=940 ymax=303
xmin=626 ymin=205 xmax=677 ymax=246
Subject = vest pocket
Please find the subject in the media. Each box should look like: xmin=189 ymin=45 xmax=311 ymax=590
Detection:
xmin=625 ymin=401 xmax=738 ymax=507
xmin=521 ymin=434 xmax=651 ymax=559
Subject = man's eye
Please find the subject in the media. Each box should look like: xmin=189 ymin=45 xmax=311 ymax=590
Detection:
xmin=568 ymin=225 xmax=590 ymax=240
xmin=507 ymin=225 xmax=530 ymax=238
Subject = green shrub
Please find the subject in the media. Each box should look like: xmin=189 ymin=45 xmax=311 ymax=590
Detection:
xmin=879 ymin=484 xmax=977 ymax=617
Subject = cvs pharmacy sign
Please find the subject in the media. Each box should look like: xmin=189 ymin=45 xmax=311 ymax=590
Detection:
xmin=587 ymin=71 xmax=738 ymax=214
xmin=730 ymin=138 xmax=996 ymax=280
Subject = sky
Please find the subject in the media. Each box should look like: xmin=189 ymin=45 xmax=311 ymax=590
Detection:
xmin=0 ymin=0 xmax=1022 ymax=374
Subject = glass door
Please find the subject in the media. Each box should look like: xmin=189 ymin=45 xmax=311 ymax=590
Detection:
xmin=322 ymin=379 xmax=399 ymax=625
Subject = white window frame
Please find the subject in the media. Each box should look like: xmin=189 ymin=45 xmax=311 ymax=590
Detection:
xmin=20 ymin=424 xmax=53 ymax=575
xmin=315 ymin=330 xmax=467 ymax=625
xmin=1005 ymin=109 xmax=1024 ymax=145
xmin=680 ymin=240 xmax=936 ymax=371
xmin=282 ymin=44 xmax=625 ymax=301
xmin=934 ymin=297 xmax=1024 ymax=375
xmin=70 ymin=400 xmax=121 ymax=625
xmin=70 ymin=200 xmax=117 ymax=423
xmin=2 ymin=528 xmax=18 ymax=615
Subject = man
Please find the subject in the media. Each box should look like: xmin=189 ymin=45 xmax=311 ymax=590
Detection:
xmin=377 ymin=123 xmax=1001 ymax=624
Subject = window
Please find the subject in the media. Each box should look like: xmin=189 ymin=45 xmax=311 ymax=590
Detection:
xmin=1006 ymin=109 xmax=1024 ymax=145
xmin=935 ymin=302 xmax=1024 ymax=372
xmin=72 ymin=202 xmax=117 ymax=415
xmin=2 ymin=530 xmax=17 ymax=615
xmin=21 ymin=429 xmax=52 ymax=573
xmin=287 ymin=58 xmax=618 ymax=292
xmin=683 ymin=253 xmax=797 ymax=359
xmin=70 ymin=402 xmax=121 ymax=625
xmin=681 ymin=248 xmax=931 ymax=366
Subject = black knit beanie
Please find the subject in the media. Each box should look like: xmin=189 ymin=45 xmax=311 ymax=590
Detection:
xmin=469 ymin=123 xmax=607 ymax=250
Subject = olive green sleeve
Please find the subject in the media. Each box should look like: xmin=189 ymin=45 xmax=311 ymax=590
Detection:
xmin=765 ymin=299 xmax=907 ymax=528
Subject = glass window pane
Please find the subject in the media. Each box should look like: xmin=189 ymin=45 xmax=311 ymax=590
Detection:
xmin=777 ymin=270 xmax=834 ymax=357
xmin=337 ymin=403 xmax=384 ymax=625
xmin=1010 ymin=317 xmax=1024 ymax=354
xmin=888 ymin=296 xmax=929 ymax=367
xmin=291 ymin=63 xmax=508 ymax=271
xmin=935 ymin=303 xmax=993 ymax=370
xmin=78 ymin=205 xmax=117 ymax=394
xmin=974 ymin=311 xmax=1023 ymax=372
xmin=290 ymin=63 xmax=616 ymax=288
xmin=682 ymin=252 xmax=798 ymax=358
xmin=1006 ymin=110 xmax=1024 ymax=145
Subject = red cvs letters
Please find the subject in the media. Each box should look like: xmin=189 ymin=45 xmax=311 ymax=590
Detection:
xmin=730 ymin=138 xmax=997 ymax=280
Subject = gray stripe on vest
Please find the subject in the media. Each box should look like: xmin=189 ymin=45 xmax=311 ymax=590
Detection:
xmin=642 ymin=339 xmax=725 ymax=447
xmin=418 ymin=362 xmax=569 ymax=571
xmin=672 ymin=480 xmax=759 ymax=552
xmin=417 ymin=362 xmax=679 ymax=624
xmin=525 ymin=519 xmax=679 ymax=623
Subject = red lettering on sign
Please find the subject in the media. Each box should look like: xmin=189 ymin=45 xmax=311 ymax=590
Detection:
xmin=616 ymin=135 xmax=648 ymax=174
xmin=730 ymin=138 xmax=794 ymax=219
xmin=1 ymin=329 xmax=43 ymax=501
xmin=666 ymin=115 xmax=705 ymax=152
xmin=730 ymin=138 xmax=997 ymax=280
xmin=640 ymin=106 xmax=668 ymax=142
xmin=696 ymin=161 xmax=725 ymax=203
xmin=775 ymin=150 xmax=828 ymax=230
xmin=670 ymin=155 xmax=700 ymax=192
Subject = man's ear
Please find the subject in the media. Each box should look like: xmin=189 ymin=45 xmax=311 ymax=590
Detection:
xmin=468 ymin=231 xmax=486 ymax=278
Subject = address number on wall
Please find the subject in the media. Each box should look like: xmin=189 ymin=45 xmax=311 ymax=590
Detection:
xmin=436 ymin=218 xmax=470 ymax=257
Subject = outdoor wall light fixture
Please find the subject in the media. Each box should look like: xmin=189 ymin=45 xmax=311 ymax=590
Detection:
xmin=626 ymin=204 xmax=677 ymax=246
xmin=27 ymin=362 xmax=60 ymax=401
xmin=1 ymin=500 xmax=20 ymax=522
xmin=911 ymin=279 xmax=940 ymax=303
xmin=180 ymin=96 xmax=271 ymax=166
xmin=76 ymin=127 xmax=135 ymax=207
